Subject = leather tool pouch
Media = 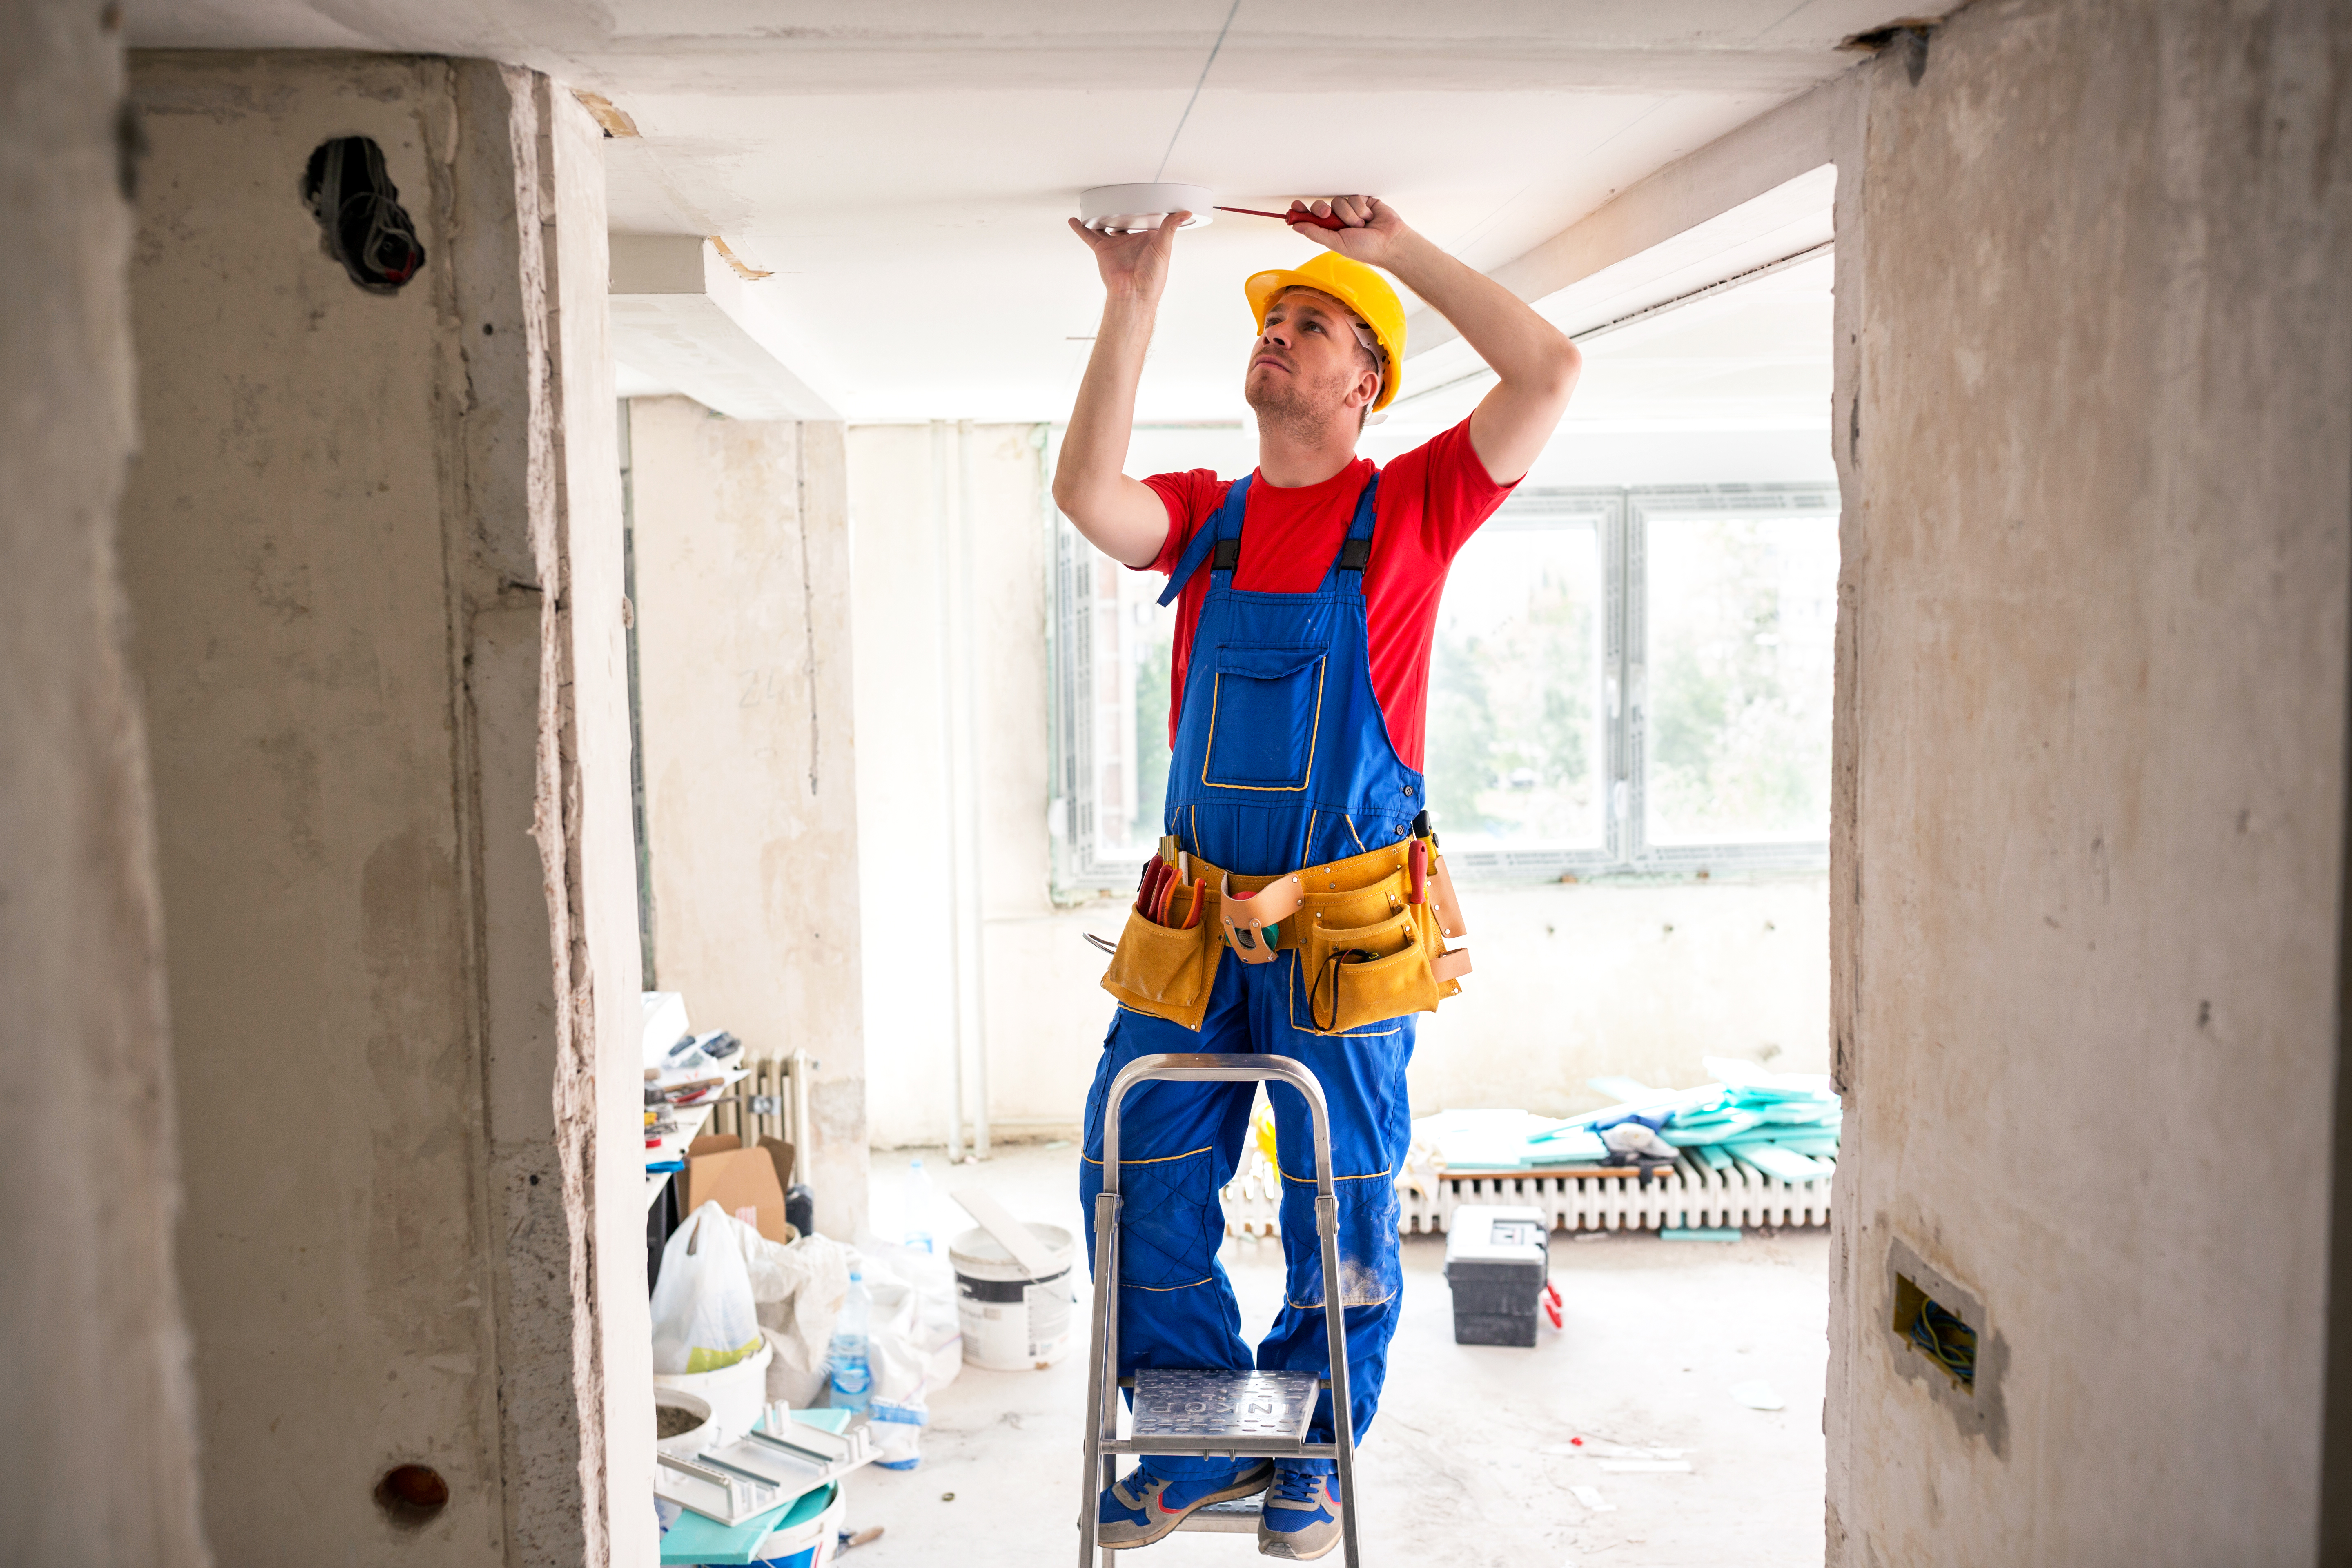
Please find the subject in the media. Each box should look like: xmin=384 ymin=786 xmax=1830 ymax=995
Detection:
xmin=1099 ymin=882 xmax=1221 ymax=1031
xmin=1303 ymin=905 xmax=1439 ymax=1034
xmin=1292 ymin=843 xmax=1471 ymax=1035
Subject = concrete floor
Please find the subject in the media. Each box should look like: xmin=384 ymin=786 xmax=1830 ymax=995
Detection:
xmin=837 ymin=1143 xmax=1828 ymax=1567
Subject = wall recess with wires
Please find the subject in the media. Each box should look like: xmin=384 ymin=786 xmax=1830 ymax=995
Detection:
xmin=1884 ymin=1236 xmax=2007 ymax=1453
xmin=300 ymin=136 xmax=425 ymax=295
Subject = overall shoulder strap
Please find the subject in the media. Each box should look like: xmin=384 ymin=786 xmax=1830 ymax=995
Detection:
xmin=1331 ymin=470 xmax=1380 ymax=580
xmin=1156 ymin=476 xmax=1252 ymax=608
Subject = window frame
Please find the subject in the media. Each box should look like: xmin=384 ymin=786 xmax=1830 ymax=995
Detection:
xmin=1048 ymin=481 xmax=1835 ymax=895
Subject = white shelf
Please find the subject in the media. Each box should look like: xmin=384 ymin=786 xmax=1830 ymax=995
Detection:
xmin=644 ymin=1102 xmax=717 ymax=1210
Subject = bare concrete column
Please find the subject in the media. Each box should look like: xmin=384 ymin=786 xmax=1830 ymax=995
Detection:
xmin=626 ymin=399 xmax=869 ymax=1241
xmin=122 ymin=53 xmax=649 ymax=1566
xmin=0 ymin=4 xmax=208 ymax=1564
xmin=1824 ymin=2 xmax=2352 ymax=1561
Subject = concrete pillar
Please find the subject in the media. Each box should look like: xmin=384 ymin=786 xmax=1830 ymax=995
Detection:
xmin=1824 ymin=1 xmax=2352 ymax=1561
xmin=0 ymin=4 xmax=208 ymax=1563
xmin=120 ymin=53 xmax=650 ymax=1566
xmin=624 ymin=398 xmax=869 ymax=1241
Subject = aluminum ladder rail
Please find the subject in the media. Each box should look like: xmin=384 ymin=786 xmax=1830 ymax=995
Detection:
xmin=1077 ymin=1051 xmax=1361 ymax=1567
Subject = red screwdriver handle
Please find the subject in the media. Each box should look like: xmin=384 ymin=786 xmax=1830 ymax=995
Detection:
xmin=1214 ymin=205 xmax=1347 ymax=231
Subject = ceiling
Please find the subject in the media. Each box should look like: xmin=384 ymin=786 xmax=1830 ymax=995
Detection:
xmin=126 ymin=1 xmax=1885 ymax=423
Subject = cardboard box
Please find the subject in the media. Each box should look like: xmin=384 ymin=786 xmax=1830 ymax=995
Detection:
xmin=686 ymin=1145 xmax=790 ymax=1243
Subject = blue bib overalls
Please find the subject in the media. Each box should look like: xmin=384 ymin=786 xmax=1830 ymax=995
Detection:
xmin=1080 ymin=472 xmax=1421 ymax=1477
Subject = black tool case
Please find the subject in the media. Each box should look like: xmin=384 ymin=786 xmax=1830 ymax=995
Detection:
xmin=1441 ymin=1204 xmax=1550 ymax=1347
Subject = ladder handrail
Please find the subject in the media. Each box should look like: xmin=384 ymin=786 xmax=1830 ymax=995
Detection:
xmin=1099 ymin=1052 xmax=1335 ymax=1198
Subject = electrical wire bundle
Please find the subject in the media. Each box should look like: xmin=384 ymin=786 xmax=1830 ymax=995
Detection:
xmin=1909 ymin=1298 xmax=1978 ymax=1386
xmin=302 ymin=136 xmax=425 ymax=295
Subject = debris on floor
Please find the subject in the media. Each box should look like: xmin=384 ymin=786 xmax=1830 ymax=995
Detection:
xmin=1409 ymin=1056 xmax=1842 ymax=1180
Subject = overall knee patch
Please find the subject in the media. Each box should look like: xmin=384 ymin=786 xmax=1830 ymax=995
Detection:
xmin=1088 ymin=1146 xmax=1227 ymax=1292
xmin=1277 ymin=1166 xmax=1402 ymax=1309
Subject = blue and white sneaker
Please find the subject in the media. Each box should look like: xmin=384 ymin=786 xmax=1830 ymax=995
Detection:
xmin=1096 ymin=1459 xmax=1273 ymax=1549
xmin=1256 ymin=1462 xmax=1343 ymax=1560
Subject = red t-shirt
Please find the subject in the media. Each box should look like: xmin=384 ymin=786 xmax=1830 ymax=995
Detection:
xmin=1139 ymin=418 xmax=1516 ymax=771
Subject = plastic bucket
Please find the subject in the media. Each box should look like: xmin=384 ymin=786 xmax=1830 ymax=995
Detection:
xmin=653 ymin=1329 xmax=775 ymax=1437
xmin=748 ymin=1479 xmax=843 ymax=1568
xmin=950 ymin=1223 xmax=1076 ymax=1370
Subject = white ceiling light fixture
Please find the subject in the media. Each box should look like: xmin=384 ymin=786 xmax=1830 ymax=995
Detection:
xmin=1078 ymin=183 xmax=1217 ymax=235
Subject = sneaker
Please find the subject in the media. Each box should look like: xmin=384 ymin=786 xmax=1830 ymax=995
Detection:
xmin=1256 ymin=1463 xmax=1343 ymax=1560
xmin=1096 ymin=1459 xmax=1273 ymax=1549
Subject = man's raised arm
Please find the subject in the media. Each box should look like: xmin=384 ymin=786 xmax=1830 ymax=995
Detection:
xmin=1285 ymin=196 xmax=1581 ymax=486
xmin=1052 ymin=213 xmax=1190 ymax=570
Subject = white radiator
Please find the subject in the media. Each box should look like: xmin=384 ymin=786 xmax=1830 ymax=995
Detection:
xmin=1218 ymin=1148 xmax=1834 ymax=1236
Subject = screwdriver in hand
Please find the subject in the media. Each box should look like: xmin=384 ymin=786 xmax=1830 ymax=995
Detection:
xmin=1214 ymin=205 xmax=1347 ymax=230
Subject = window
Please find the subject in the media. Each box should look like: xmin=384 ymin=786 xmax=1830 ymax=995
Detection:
xmin=1050 ymin=483 xmax=1838 ymax=891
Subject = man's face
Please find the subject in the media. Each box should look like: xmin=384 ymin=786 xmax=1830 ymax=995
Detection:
xmin=1244 ymin=288 xmax=1381 ymax=430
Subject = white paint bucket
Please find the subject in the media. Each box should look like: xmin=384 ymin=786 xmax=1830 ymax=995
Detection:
xmin=652 ymin=1329 xmax=775 ymax=1437
xmin=950 ymin=1223 xmax=1077 ymax=1370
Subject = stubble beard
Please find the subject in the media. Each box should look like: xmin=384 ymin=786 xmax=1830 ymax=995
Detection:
xmin=1245 ymin=367 xmax=1358 ymax=447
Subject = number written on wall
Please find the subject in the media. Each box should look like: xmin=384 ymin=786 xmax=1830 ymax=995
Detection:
xmin=739 ymin=667 xmax=793 ymax=708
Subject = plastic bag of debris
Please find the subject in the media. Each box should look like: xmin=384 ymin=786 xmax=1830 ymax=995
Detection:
xmin=719 ymin=1218 xmax=851 ymax=1408
xmin=650 ymin=1202 xmax=763 ymax=1375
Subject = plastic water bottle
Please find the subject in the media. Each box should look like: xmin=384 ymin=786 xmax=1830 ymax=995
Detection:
xmin=828 ymin=1267 xmax=873 ymax=1413
xmin=905 ymin=1157 xmax=935 ymax=1254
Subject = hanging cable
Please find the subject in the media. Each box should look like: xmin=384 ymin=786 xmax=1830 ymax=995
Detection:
xmin=302 ymin=136 xmax=425 ymax=295
xmin=1154 ymin=0 xmax=1245 ymax=181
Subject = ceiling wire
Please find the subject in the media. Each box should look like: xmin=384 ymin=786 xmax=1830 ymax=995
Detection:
xmin=1154 ymin=0 xmax=1245 ymax=182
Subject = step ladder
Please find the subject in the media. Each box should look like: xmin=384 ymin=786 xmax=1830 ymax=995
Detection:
xmin=1077 ymin=1051 xmax=1361 ymax=1566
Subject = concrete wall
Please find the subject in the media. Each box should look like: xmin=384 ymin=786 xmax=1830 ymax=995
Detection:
xmin=627 ymin=397 xmax=869 ymax=1240
xmin=0 ymin=4 xmax=209 ymax=1564
xmin=1824 ymin=3 xmax=2352 ymax=1563
xmin=121 ymin=53 xmax=650 ymax=1566
xmin=846 ymin=423 xmax=1833 ymax=1152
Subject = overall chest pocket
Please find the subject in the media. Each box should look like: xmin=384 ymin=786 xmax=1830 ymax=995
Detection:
xmin=1203 ymin=645 xmax=1327 ymax=791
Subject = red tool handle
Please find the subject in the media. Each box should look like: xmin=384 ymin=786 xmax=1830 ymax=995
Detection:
xmin=1408 ymin=838 xmax=1427 ymax=905
xmin=1214 ymin=205 xmax=1347 ymax=231
xmin=1151 ymin=865 xmax=1180 ymax=925
xmin=1136 ymin=859 xmax=1169 ymax=917
xmin=1544 ymin=1281 xmax=1564 ymax=1329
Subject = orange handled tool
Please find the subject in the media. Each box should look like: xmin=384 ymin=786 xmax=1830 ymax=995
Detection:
xmin=1136 ymin=859 xmax=1171 ymax=918
xmin=1408 ymin=839 xmax=1427 ymax=904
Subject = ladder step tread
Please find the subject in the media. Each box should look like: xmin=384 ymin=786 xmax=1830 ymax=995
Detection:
xmin=1131 ymin=1368 xmax=1319 ymax=1443
xmin=1175 ymin=1499 xmax=1264 ymax=1534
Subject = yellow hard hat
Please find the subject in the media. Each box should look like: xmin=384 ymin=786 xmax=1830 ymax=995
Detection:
xmin=1243 ymin=250 xmax=1408 ymax=411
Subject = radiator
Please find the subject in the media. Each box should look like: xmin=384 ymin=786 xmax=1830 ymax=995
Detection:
xmin=1218 ymin=1147 xmax=1834 ymax=1236
xmin=702 ymin=1051 xmax=815 ymax=1183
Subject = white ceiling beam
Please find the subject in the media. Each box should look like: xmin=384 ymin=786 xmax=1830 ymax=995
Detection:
xmin=609 ymin=236 xmax=840 ymax=421
xmin=1403 ymin=69 xmax=1859 ymax=367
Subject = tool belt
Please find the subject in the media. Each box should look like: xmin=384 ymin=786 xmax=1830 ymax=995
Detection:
xmin=1098 ymin=834 xmax=1472 ymax=1035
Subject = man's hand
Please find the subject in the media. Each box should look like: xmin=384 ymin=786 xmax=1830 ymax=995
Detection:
xmin=1067 ymin=209 xmax=1192 ymax=304
xmin=1285 ymin=194 xmax=1410 ymax=267
xmin=1290 ymin=194 xmax=1580 ymax=485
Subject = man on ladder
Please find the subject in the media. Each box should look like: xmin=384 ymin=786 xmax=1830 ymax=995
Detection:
xmin=1056 ymin=195 xmax=1580 ymax=1559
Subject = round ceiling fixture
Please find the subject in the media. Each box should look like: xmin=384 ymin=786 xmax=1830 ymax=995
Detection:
xmin=1078 ymin=183 xmax=1216 ymax=234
